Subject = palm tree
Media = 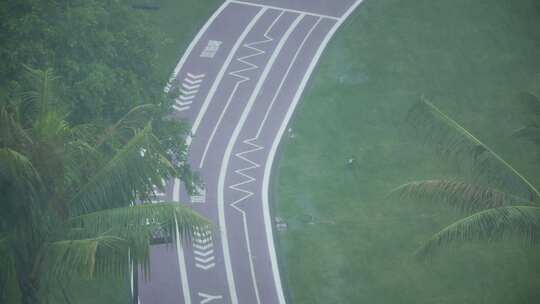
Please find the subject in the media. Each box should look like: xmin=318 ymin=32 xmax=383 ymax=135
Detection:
xmin=0 ymin=67 xmax=208 ymax=303
xmin=391 ymin=98 xmax=540 ymax=258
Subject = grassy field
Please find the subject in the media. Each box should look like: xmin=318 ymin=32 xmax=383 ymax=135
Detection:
xmin=275 ymin=0 xmax=540 ymax=303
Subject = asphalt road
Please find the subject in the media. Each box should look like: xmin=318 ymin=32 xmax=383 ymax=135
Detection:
xmin=137 ymin=1 xmax=364 ymax=303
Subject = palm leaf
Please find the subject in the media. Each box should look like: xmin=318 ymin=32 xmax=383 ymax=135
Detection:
xmin=68 ymin=124 xmax=175 ymax=215
xmin=20 ymin=66 xmax=58 ymax=120
xmin=38 ymin=236 xmax=129 ymax=280
xmin=0 ymin=235 xmax=22 ymax=304
xmin=0 ymin=148 xmax=42 ymax=204
xmin=407 ymin=99 xmax=540 ymax=201
xmin=416 ymin=206 xmax=540 ymax=259
xmin=69 ymin=202 xmax=209 ymax=245
xmin=68 ymin=203 xmax=209 ymax=276
xmin=95 ymin=104 xmax=156 ymax=149
xmin=390 ymin=179 xmax=524 ymax=213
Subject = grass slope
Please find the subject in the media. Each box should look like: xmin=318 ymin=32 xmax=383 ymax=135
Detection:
xmin=276 ymin=0 xmax=540 ymax=303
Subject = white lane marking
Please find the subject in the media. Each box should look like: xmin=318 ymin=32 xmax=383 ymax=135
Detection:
xmin=261 ymin=1 xmax=366 ymax=303
xmin=180 ymin=88 xmax=199 ymax=95
xmin=218 ymin=13 xmax=304 ymax=304
xmin=256 ymin=17 xmax=322 ymax=138
xmin=196 ymin=263 xmax=216 ymax=270
xmin=187 ymin=72 xmax=206 ymax=79
xmin=194 ymin=249 xmax=214 ymax=257
xmin=229 ymin=0 xmax=340 ymax=20
xmin=164 ymin=1 xmax=228 ymax=93
xmin=199 ymin=11 xmax=284 ymax=168
xmin=225 ymin=15 xmax=320 ymax=304
xmin=195 ymin=256 xmax=215 ymax=263
xmin=198 ymin=292 xmax=223 ymax=304
xmin=173 ymin=105 xmax=190 ymax=112
xmin=179 ymin=95 xmax=196 ymax=101
xmin=182 ymin=83 xmax=201 ymax=90
xmin=193 ymin=226 xmax=216 ymax=269
xmin=185 ymin=78 xmax=203 ymax=85
xmin=176 ymin=99 xmax=193 ymax=107
xmin=189 ymin=7 xmax=267 ymax=138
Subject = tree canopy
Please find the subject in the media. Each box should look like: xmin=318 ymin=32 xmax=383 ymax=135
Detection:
xmin=0 ymin=0 xmax=165 ymax=124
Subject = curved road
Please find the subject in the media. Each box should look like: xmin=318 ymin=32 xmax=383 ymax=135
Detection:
xmin=137 ymin=1 xmax=364 ymax=303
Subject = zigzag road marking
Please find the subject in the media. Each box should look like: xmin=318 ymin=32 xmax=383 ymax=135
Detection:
xmin=199 ymin=11 xmax=284 ymax=168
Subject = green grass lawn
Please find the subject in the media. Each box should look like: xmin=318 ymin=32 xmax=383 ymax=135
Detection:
xmin=275 ymin=0 xmax=540 ymax=303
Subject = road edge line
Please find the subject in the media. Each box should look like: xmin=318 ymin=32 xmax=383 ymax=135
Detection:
xmin=261 ymin=1 xmax=365 ymax=303
xmin=218 ymin=12 xmax=303 ymax=304
xmin=165 ymin=1 xmax=232 ymax=93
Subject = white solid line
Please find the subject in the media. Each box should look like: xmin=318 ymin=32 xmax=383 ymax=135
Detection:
xmin=261 ymin=1 xmax=366 ymax=304
xmin=256 ymin=17 xmax=322 ymax=138
xmin=190 ymin=4 xmax=266 ymax=136
xmin=173 ymin=178 xmax=191 ymax=304
xmin=218 ymin=13 xmax=303 ymax=304
xmin=198 ymin=11 xmax=283 ymax=169
xmin=229 ymin=0 xmax=340 ymax=20
xmin=164 ymin=2 xmax=230 ymax=93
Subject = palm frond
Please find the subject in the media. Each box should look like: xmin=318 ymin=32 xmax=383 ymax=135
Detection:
xmin=68 ymin=124 xmax=175 ymax=215
xmin=69 ymin=202 xmax=209 ymax=244
xmin=0 ymin=103 xmax=32 ymax=148
xmin=0 ymin=235 xmax=22 ymax=304
xmin=95 ymin=104 xmax=156 ymax=149
xmin=38 ymin=236 xmax=129 ymax=280
xmin=407 ymin=98 xmax=540 ymax=201
xmin=68 ymin=203 xmax=208 ymax=277
xmin=0 ymin=148 xmax=42 ymax=202
xmin=390 ymin=179 xmax=524 ymax=213
xmin=416 ymin=206 xmax=540 ymax=259
xmin=20 ymin=66 xmax=58 ymax=119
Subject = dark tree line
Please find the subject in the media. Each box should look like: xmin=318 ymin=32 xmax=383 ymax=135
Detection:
xmin=0 ymin=0 xmax=166 ymax=124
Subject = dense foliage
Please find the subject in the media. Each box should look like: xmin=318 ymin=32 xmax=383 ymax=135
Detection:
xmin=0 ymin=1 xmax=205 ymax=303
xmin=0 ymin=0 xmax=164 ymax=124
xmin=0 ymin=68 xmax=207 ymax=304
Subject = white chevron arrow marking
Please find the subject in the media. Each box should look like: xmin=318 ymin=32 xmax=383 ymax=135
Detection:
xmin=184 ymin=77 xmax=203 ymax=85
xmin=173 ymin=105 xmax=190 ymax=112
xmin=187 ymin=73 xmax=205 ymax=79
xmin=182 ymin=83 xmax=200 ymax=90
xmin=180 ymin=88 xmax=198 ymax=95
xmin=179 ymin=94 xmax=196 ymax=101
xmin=193 ymin=237 xmax=212 ymax=244
xmin=175 ymin=99 xmax=193 ymax=106
xmin=194 ymin=249 xmax=214 ymax=257
xmin=198 ymin=292 xmax=222 ymax=304
xmin=193 ymin=243 xmax=213 ymax=251
xmin=195 ymin=262 xmax=215 ymax=270
xmin=195 ymin=256 xmax=215 ymax=264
